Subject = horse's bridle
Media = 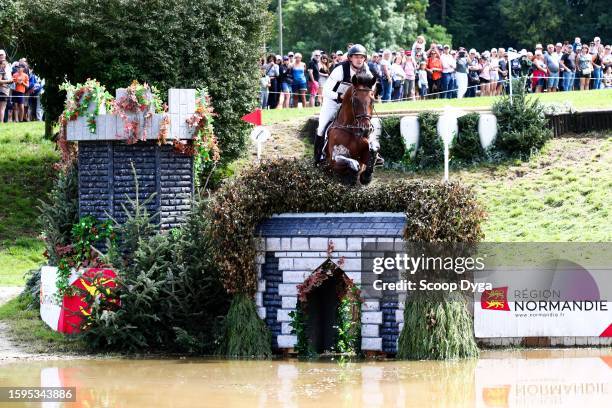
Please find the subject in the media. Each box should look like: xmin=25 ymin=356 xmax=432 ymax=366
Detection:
xmin=330 ymin=87 xmax=374 ymax=138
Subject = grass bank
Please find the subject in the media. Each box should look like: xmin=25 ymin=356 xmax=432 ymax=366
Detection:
xmin=262 ymin=89 xmax=612 ymax=124
xmin=0 ymin=295 xmax=85 ymax=354
xmin=376 ymin=133 xmax=612 ymax=241
xmin=0 ymin=122 xmax=58 ymax=286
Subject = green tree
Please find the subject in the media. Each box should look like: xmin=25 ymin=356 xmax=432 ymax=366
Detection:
xmin=0 ymin=0 xmax=25 ymax=57
xmin=499 ymin=0 xmax=568 ymax=48
xmin=273 ymin=0 xmax=450 ymax=55
xmin=568 ymin=0 xmax=612 ymax=43
xmin=20 ymin=0 xmax=271 ymax=166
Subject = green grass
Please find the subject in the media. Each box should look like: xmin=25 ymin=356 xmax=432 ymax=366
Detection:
xmin=262 ymin=89 xmax=612 ymax=124
xmin=377 ymin=133 xmax=612 ymax=241
xmin=0 ymin=122 xmax=58 ymax=286
xmin=0 ymin=295 xmax=85 ymax=353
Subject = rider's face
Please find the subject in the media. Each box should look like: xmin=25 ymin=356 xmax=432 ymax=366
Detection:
xmin=350 ymin=55 xmax=366 ymax=68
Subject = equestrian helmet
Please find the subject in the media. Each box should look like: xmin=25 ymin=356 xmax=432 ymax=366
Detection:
xmin=347 ymin=44 xmax=367 ymax=57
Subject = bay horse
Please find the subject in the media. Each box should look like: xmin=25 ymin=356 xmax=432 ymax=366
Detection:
xmin=326 ymin=72 xmax=378 ymax=185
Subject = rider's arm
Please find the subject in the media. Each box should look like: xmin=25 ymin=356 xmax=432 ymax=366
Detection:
xmin=323 ymin=64 xmax=344 ymax=102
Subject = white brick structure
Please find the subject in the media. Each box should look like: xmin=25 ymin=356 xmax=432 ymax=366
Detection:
xmin=67 ymin=88 xmax=197 ymax=141
xmin=256 ymin=212 xmax=407 ymax=353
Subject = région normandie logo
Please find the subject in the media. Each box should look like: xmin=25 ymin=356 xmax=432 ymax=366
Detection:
xmin=481 ymin=287 xmax=510 ymax=311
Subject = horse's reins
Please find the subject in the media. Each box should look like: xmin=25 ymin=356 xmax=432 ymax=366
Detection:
xmin=329 ymin=88 xmax=374 ymax=136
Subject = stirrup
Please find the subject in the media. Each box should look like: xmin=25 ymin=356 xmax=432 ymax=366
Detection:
xmin=374 ymin=153 xmax=385 ymax=167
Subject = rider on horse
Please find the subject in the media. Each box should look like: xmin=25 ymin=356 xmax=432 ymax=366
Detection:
xmin=314 ymin=44 xmax=384 ymax=166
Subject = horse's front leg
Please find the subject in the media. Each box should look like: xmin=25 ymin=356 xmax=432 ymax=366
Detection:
xmin=356 ymin=149 xmax=370 ymax=185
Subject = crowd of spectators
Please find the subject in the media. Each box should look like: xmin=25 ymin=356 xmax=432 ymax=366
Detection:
xmin=260 ymin=35 xmax=611 ymax=108
xmin=0 ymin=50 xmax=44 ymax=123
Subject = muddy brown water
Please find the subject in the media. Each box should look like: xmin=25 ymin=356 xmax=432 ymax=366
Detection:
xmin=0 ymin=349 xmax=610 ymax=407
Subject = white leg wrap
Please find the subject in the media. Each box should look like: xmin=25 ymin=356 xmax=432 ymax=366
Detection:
xmin=369 ymin=117 xmax=381 ymax=151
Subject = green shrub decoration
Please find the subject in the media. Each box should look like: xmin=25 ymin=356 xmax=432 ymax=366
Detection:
xmin=289 ymin=306 xmax=316 ymax=357
xmin=397 ymin=290 xmax=479 ymax=360
xmin=39 ymin=164 xmax=79 ymax=266
xmin=415 ymin=111 xmax=444 ymax=168
xmin=379 ymin=116 xmax=404 ymax=164
xmin=217 ymin=293 xmax=272 ymax=358
xmin=334 ymin=287 xmax=362 ymax=355
xmin=452 ymin=112 xmax=485 ymax=162
xmin=209 ymin=158 xmax=485 ymax=296
xmin=493 ymin=79 xmax=553 ymax=157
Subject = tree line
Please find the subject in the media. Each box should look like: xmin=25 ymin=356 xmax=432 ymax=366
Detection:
xmin=266 ymin=0 xmax=610 ymax=55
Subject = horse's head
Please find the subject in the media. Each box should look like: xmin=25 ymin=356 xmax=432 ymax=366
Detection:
xmin=349 ymin=71 xmax=377 ymax=137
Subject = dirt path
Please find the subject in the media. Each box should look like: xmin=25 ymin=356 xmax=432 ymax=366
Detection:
xmin=249 ymin=119 xmax=310 ymax=160
xmin=0 ymin=286 xmax=79 ymax=363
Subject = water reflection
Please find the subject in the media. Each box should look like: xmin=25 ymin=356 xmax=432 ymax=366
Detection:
xmin=0 ymin=349 xmax=610 ymax=407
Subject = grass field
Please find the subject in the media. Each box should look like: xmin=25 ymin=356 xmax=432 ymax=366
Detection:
xmin=376 ymin=134 xmax=612 ymax=241
xmin=0 ymin=122 xmax=57 ymax=286
xmin=262 ymin=89 xmax=612 ymax=124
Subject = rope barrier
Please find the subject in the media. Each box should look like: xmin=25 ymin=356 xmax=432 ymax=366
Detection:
xmin=261 ymin=74 xmax=608 ymax=104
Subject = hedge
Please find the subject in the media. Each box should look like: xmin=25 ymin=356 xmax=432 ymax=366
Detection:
xmin=376 ymin=87 xmax=552 ymax=168
xmin=208 ymin=158 xmax=485 ymax=296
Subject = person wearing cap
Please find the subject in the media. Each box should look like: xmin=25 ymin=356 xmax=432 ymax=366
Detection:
xmin=307 ymin=51 xmax=321 ymax=107
xmin=402 ymin=50 xmax=416 ymax=101
xmin=277 ymin=56 xmax=292 ymax=109
xmin=379 ymin=50 xmax=393 ymax=102
xmin=0 ymin=50 xmax=12 ymax=122
xmin=440 ymin=44 xmax=456 ymax=99
xmin=466 ymin=49 xmax=481 ymax=98
xmin=315 ymin=44 xmax=381 ymax=165
xmin=559 ymin=44 xmax=576 ymax=92
xmin=336 ymin=50 xmax=345 ymax=63
xmin=454 ymin=48 xmax=468 ymax=98
xmin=519 ymin=50 xmax=532 ymax=81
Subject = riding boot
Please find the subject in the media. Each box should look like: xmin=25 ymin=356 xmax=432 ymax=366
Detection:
xmin=313 ymin=135 xmax=325 ymax=164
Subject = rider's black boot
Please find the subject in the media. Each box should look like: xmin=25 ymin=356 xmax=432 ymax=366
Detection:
xmin=313 ymin=135 xmax=325 ymax=164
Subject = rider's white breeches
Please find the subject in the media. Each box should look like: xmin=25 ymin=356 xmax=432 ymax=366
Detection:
xmin=316 ymin=100 xmax=340 ymax=137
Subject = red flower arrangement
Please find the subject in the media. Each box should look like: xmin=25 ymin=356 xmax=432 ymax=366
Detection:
xmin=296 ymin=258 xmax=361 ymax=306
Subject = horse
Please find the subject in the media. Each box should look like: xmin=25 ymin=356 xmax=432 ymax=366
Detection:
xmin=325 ymin=72 xmax=378 ymax=185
